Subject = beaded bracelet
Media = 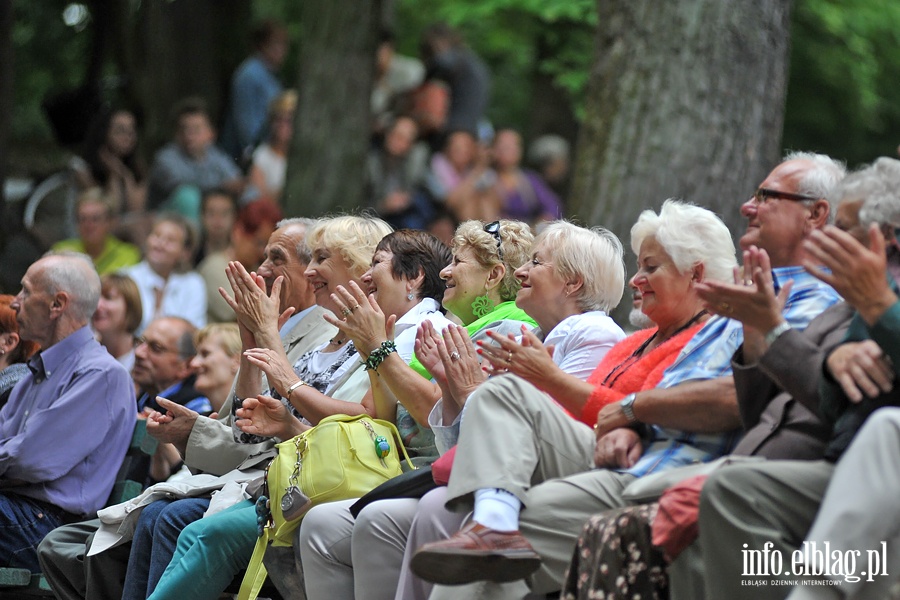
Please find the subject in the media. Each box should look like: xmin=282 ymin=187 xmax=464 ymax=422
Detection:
xmin=363 ymin=340 xmax=397 ymax=373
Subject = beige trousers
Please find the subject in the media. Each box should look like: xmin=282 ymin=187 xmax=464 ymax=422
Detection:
xmin=433 ymin=375 xmax=636 ymax=598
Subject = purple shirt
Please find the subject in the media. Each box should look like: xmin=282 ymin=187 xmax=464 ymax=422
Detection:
xmin=0 ymin=326 xmax=135 ymax=516
xmin=498 ymin=170 xmax=562 ymax=222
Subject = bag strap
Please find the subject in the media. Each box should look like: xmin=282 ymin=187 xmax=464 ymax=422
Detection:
xmin=237 ymin=528 xmax=270 ymax=600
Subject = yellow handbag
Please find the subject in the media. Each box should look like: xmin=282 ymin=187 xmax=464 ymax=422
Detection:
xmin=238 ymin=413 xmax=413 ymax=600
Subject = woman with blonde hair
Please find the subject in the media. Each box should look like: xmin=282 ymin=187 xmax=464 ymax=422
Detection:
xmin=190 ymin=323 xmax=241 ymax=414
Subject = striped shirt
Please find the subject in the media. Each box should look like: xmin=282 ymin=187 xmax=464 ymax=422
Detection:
xmin=624 ymin=266 xmax=842 ymax=477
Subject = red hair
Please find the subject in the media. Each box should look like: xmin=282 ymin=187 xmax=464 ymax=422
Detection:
xmin=0 ymin=295 xmax=40 ymax=364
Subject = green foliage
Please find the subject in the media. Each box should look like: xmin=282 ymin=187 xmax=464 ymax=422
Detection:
xmin=10 ymin=0 xmax=900 ymax=174
xmin=11 ymin=2 xmax=91 ymax=143
xmin=784 ymin=0 xmax=900 ymax=166
xmin=393 ymin=0 xmax=595 ymax=129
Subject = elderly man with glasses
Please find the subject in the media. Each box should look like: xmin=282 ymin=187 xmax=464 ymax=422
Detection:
xmin=132 ymin=316 xmax=208 ymax=417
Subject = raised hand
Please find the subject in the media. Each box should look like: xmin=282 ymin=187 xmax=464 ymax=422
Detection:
xmin=437 ymin=324 xmax=487 ymax=405
xmin=478 ymin=325 xmax=557 ymax=386
xmin=242 ymin=347 xmax=298 ymax=398
xmin=323 ymin=281 xmax=390 ymax=355
xmin=414 ymin=320 xmax=447 ymax=384
xmin=804 ymin=224 xmax=897 ymax=325
xmin=219 ymin=261 xmax=294 ymax=333
xmin=235 ymin=394 xmax=304 ymax=440
xmin=695 ymin=246 xmax=789 ymax=335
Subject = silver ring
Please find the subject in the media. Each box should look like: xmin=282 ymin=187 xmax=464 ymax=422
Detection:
xmin=449 ymin=351 xmax=461 ymax=361
xmin=341 ymin=307 xmax=352 ymax=317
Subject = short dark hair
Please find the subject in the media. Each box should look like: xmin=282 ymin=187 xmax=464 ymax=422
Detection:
xmin=420 ymin=22 xmax=462 ymax=61
xmin=201 ymin=188 xmax=238 ymax=215
xmin=375 ymin=230 xmax=452 ymax=304
xmin=251 ymin=19 xmax=287 ymax=50
xmin=170 ymin=97 xmax=210 ymax=131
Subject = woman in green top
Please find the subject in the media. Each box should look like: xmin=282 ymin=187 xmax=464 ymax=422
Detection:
xmin=330 ymin=219 xmax=535 ymax=430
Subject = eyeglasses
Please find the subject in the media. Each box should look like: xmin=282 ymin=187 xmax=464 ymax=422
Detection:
xmin=483 ymin=221 xmax=503 ymax=260
xmin=136 ymin=336 xmax=179 ymax=355
xmin=752 ymin=188 xmax=820 ymax=204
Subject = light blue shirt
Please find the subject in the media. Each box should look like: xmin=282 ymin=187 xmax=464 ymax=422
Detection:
xmin=625 ymin=266 xmax=842 ymax=477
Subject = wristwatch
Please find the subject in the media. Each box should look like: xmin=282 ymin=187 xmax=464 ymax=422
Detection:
xmin=620 ymin=393 xmax=638 ymax=424
xmin=764 ymin=321 xmax=792 ymax=346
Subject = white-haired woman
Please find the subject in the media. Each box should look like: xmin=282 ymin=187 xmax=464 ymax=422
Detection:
xmin=408 ymin=200 xmax=738 ymax=590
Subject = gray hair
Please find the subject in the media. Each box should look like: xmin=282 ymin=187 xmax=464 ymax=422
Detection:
xmin=631 ymin=200 xmax=737 ymax=283
xmin=527 ymin=135 xmax=570 ymax=168
xmin=533 ymin=221 xmax=625 ymax=313
xmin=859 ymin=157 xmax=900 ymax=229
xmin=782 ymin=151 xmax=847 ymax=207
xmin=276 ymin=217 xmax=318 ymax=263
xmin=38 ymin=251 xmax=101 ymax=322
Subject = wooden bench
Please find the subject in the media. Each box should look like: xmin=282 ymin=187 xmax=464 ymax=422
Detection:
xmin=0 ymin=419 xmax=157 ymax=598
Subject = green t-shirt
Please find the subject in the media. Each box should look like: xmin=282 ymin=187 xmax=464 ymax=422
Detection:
xmin=407 ymin=301 xmax=538 ymax=379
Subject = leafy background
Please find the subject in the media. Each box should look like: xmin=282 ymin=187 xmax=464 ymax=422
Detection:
xmin=9 ymin=0 xmax=900 ymax=174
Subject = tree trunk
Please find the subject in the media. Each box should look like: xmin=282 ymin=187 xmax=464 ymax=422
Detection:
xmin=282 ymin=0 xmax=381 ymax=217
xmin=127 ymin=0 xmax=250 ymax=151
xmin=570 ymin=0 xmax=792 ymax=272
xmin=526 ymin=22 xmax=583 ymax=146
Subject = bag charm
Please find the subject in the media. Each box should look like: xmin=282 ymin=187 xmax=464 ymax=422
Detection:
xmin=255 ymin=496 xmax=270 ymax=537
xmin=281 ymin=436 xmax=312 ymax=521
xmin=361 ymin=419 xmax=391 ymax=463
xmin=374 ymin=435 xmax=391 ymax=458
xmin=281 ymin=486 xmax=312 ymax=521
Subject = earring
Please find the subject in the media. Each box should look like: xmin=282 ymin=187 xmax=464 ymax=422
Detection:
xmin=407 ymin=292 xmax=415 ymax=301
xmin=471 ymin=294 xmax=496 ymax=318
